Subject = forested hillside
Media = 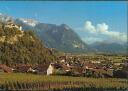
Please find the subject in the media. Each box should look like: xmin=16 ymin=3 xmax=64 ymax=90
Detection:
xmin=0 ymin=21 xmax=56 ymax=66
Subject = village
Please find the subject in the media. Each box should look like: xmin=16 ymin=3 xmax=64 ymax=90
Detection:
xmin=0 ymin=54 xmax=128 ymax=78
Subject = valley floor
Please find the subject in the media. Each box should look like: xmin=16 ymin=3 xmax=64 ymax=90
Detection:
xmin=0 ymin=73 xmax=128 ymax=91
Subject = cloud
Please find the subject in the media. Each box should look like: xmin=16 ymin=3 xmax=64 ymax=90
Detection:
xmin=103 ymin=31 xmax=127 ymax=42
xmin=84 ymin=20 xmax=127 ymax=43
xmin=82 ymin=37 xmax=103 ymax=44
xmin=84 ymin=21 xmax=96 ymax=33
xmin=97 ymin=23 xmax=108 ymax=33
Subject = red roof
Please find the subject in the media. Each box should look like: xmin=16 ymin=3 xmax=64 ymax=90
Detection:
xmin=51 ymin=63 xmax=62 ymax=69
xmin=83 ymin=63 xmax=97 ymax=69
xmin=70 ymin=66 xmax=83 ymax=74
xmin=0 ymin=64 xmax=13 ymax=73
xmin=61 ymin=64 xmax=70 ymax=71
xmin=15 ymin=64 xmax=32 ymax=73
xmin=34 ymin=64 xmax=49 ymax=72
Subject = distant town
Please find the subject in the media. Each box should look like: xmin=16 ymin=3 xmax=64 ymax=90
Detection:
xmin=1 ymin=54 xmax=128 ymax=78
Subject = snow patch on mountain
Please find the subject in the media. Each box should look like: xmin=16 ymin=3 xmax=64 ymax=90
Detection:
xmin=18 ymin=18 xmax=39 ymax=27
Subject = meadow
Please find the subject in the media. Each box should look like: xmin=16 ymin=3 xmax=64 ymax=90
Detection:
xmin=0 ymin=73 xmax=128 ymax=91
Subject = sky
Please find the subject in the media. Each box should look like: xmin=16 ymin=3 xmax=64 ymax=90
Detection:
xmin=0 ymin=1 xmax=127 ymax=44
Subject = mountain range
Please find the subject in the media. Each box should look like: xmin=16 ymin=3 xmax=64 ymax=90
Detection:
xmin=0 ymin=13 xmax=127 ymax=54
xmin=90 ymin=42 xmax=127 ymax=54
xmin=14 ymin=18 xmax=90 ymax=53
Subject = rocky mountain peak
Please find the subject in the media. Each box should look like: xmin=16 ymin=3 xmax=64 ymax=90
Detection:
xmin=60 ymin=24 xmax=71 ymax=30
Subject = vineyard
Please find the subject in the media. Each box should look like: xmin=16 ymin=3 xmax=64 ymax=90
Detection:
xmin=0 ymin=73 xmax=128 ymax=91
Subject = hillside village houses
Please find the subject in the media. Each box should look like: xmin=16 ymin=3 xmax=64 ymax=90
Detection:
xmin=0 ymin=55 xmax=128 ymax=78
xmin=13 ymin=64 xmax=36 ymax=73
xmin=47 ymin=62 xmax=70 ymax=75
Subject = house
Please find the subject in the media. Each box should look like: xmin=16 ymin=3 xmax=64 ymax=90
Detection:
xmin=114 ymin=62 xmax=124 ymax=66
xmin=47 ymin=62 xmax=73 ymax=76
xmin=91 ymin=61 xmax=101 ymax=64
xmin=82 ymin=67 xmax=114 ymax=78
xmin=60 ymin=59 xmax=65 ymax=63
xmin=70 ymin=66 xmax=83 ymax=76
xmin=82 ymin=63 xmax=96 ymax=77
xmin=47 ymin=63 xmax=62 ymax=75
xmin=113 ymin=70 xmax=128 ymax=78
xmin=83 ymin=63 xmax=97 ymax=70
xmin=34 ymin=64 xmax=49 ymax=75
xmin=47 ymin=63 xmax=55 ymax=75
xmin=61 ymin=64 xmax=71 ymax=72
xmin=93 ymin=69 xmax=113 ymax=78
xmin=0 ymin=64 xmax=13 ymax=73
xmin=124 ymin=60 xmax=128 ymax=67
xmin=58 ymin=56 xmax=67 ymax=61
xmin=14 ymin=64 xmax=35 ymax=73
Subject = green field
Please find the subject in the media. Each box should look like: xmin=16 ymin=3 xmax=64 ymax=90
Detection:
xmin=0 ymin=73 xmax=128 ymax=90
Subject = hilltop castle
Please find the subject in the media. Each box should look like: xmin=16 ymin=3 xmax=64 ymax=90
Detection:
xmin=4 ymin=20 xmax=22 ymax=31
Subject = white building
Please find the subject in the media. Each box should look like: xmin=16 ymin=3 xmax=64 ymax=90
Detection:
xmin=47 ymin=63 xmax=54 ymax=75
